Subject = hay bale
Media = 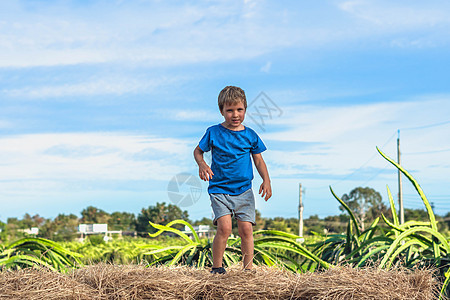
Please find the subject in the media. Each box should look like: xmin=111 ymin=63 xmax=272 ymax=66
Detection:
xmin=0 ymin=264 xmax=442 ymax=299
xmin=290 ymin=265 xmax=440 ymax=300
xmin=0 ymin=267 xmax=95 ymax=299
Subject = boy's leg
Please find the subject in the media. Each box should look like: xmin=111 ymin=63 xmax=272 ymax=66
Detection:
xmin=237 ymin=220 xmax=254 ymax=269
xmin=212 ymin=214 xmax=232 ymax=268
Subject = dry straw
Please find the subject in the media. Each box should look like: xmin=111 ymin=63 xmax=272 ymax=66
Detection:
xmin=0 ymin=264 xmax=443 ymax=300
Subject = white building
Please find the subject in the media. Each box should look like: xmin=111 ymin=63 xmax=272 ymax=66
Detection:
xmin=182 ymin=225 xmax=215 ymax=239
xmin=18 ymin=227 xmax=39 ymax=235
xmin=78 ymin=223 xmax=122 ymax=242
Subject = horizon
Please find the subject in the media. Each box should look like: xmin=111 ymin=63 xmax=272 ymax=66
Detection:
xmin=1 ymin=200 xmax=447 ymax=225
xmin=1 ymin=0 xmax=450 ymax=222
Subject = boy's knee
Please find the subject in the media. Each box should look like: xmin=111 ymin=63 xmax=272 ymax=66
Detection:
xmin=238 ymin=222 xmax=253 ymax=239
xmin=217 ymin=224 xmax=232 ymax=237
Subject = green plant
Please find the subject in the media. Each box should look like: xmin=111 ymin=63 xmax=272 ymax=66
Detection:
xmin=0 ymin=237 xmax=82 ymax=272
xmin=309 ymin=189 xmax=388 ymax=268
xmin=61 ymin=237 xmax=186 ymax=265
xmin=141 ymin=220 xmax=214 ymax=268
xmin=376 ymin=147 xmax=449 ymax=299
xmin=87 ymin=234 xmax=106 ymax=246
xmin=310 ymin=147 xmax=449 ymax=298
xmin=142 ymin=219 xmax=330 ymax=271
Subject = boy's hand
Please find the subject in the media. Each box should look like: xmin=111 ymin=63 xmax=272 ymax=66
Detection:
xmin=199 ymin=162 xmax=214 ymax=181
xmin=259 ymin=180 xmax=272 ymax=201
xmin=194 ymin=146 xmax=214 ymax=181
xmin=251 ymin=153 xmax=272 ymax=201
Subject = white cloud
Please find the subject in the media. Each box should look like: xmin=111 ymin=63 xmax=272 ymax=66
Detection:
xmin=171 ymin=109 xmax=218 ymax=122
xmin=2 ymin=75 xmax=178 ymax=99
xmin=338 ymin=0 xmax=450 ymax=28
xmin=262 ymin=97 xmax=450 ymax=181
xmin=0 ymin=120 xmax=12 ymax=129
xmin=0 ymin=131 xmax=208 ymax=219
xmin=336 ymin=0 xmax=450 ymax=49
xmin=0 ymin=1 xmax=294 ymax=68
xmin=260 ymin=61 xmax=272 ymax=73
xmin=0 ymin=132 xmax=192 ymax=183
xmin=251 ymin=95 xmax=450 ymax=218
xmin=1 ymin=1 xmax=449 ymax=68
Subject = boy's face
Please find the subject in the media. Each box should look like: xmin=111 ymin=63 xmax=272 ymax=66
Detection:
xmin=221 ymin=100 xmax=246 ymax=131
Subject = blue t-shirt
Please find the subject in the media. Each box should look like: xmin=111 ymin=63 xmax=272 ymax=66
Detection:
xmin=198 ymin=124 xmax=267 ymax=195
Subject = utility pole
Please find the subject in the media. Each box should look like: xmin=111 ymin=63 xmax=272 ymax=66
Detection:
xmin=397 ymin=130 xmax=404 ymax=224
xmin=299 ymin=183 xmax=304 ymax=237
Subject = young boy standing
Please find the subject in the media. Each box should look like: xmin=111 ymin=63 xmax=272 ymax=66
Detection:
xmin=193 ymin=86 xmax=272 ymax=274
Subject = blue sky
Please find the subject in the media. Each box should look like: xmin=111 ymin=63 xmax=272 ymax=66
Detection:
xmin=1 ymin=0 xmax=450 ymax=222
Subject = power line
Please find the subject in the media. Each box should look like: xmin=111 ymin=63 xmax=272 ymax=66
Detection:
xmin=404 ymin=193 xmax=449 ymax=197
xmin=403 ymin=197 xmax=449 ymax=202
xmin=403 ymin=148 xmax=450 ymax=155
xmin=305 ymin=120 xmax=450 ymax=191
xmin=309 ymin=132 xmax=397 ymax=190
xmin=402 ymin=196 xmax=450 ymax=202
xmin=400 ymin=120 xmax=450 ymax=131
xmin=335 ymin=132 xmax=398 ymax=187
xmin=359 ymin=165 xmax=390 ymax=187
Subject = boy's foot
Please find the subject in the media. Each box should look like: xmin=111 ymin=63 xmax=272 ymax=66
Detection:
xmin=244 ymin=268 xmax=256 ymax=273
xmin=210 ymin=267 xmax=226 ymax=274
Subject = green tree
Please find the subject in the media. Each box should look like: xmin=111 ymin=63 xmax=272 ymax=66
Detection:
xmin=304 ymin=214 xmax=324 ymax=235
xmin=285 ymin=217 xmax=299 ymax=235
xmin=21 ymin=213 xmax=35 ymax=229
xmin=80 ymin=206 xmax=110 ymax=224
xmin=39 ymin=214 xmax=79 ymax=241
xmin=323 ymin=214 xmax=349 ymax=234
xmin=436 ymin=214 xmax=449 ymax=233
xmin=265 ymin=217 xmax=288 ymax=232
xmin=444 ymin=212 xmax=450 ymax=232
xmin=404 ymin=209 xmax=448 ymax=232
xmin=404 ymin=208 xmax=428 ymax=221
xmin=255 ymin=209 xmax=266 ymax=230
xmin=135 ymin=202 xmax=189 ymax=236
xmin=339 ymin=187 xmax=386 ymax=231
xmin=0 ymin=220 xmax=7 ymax=242
xmin=6 ymin=217 xmax=25 ymax=240
xmin=192 ymin=217 xmax=214 ymax=227
xmin=21 ymin=213 xmax=46 ymax=229
xmin=108 ymin=212 xmax=136 ymax=231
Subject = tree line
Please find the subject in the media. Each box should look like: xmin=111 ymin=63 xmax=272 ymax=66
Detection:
xmin=1 ymin=187 xmax=449 ymax=243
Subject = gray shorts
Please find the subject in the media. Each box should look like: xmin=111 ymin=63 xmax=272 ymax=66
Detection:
xmin=210 ymin=188 xmax=256 ymax=226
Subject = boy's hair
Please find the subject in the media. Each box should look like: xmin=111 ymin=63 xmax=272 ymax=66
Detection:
xmin=218 ymin=86 xmax=247 ymax=112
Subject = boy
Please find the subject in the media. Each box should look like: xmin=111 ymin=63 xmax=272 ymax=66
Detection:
xmin=193 ymin=86 xmax=272 ymax=274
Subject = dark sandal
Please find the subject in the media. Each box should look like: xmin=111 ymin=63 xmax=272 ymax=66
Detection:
xmin=211 ymin=267 xmax=226 ymax=274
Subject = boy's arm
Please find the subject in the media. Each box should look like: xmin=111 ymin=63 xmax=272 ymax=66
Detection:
xmin=251 ymin=153 xmax=272 ymax=201
xmin=194 ymin=145 xmax=214 ymax=181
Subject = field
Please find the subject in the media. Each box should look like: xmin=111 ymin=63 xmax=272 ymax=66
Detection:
xmin=0 ymin=149 xmax=449 ymax=299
